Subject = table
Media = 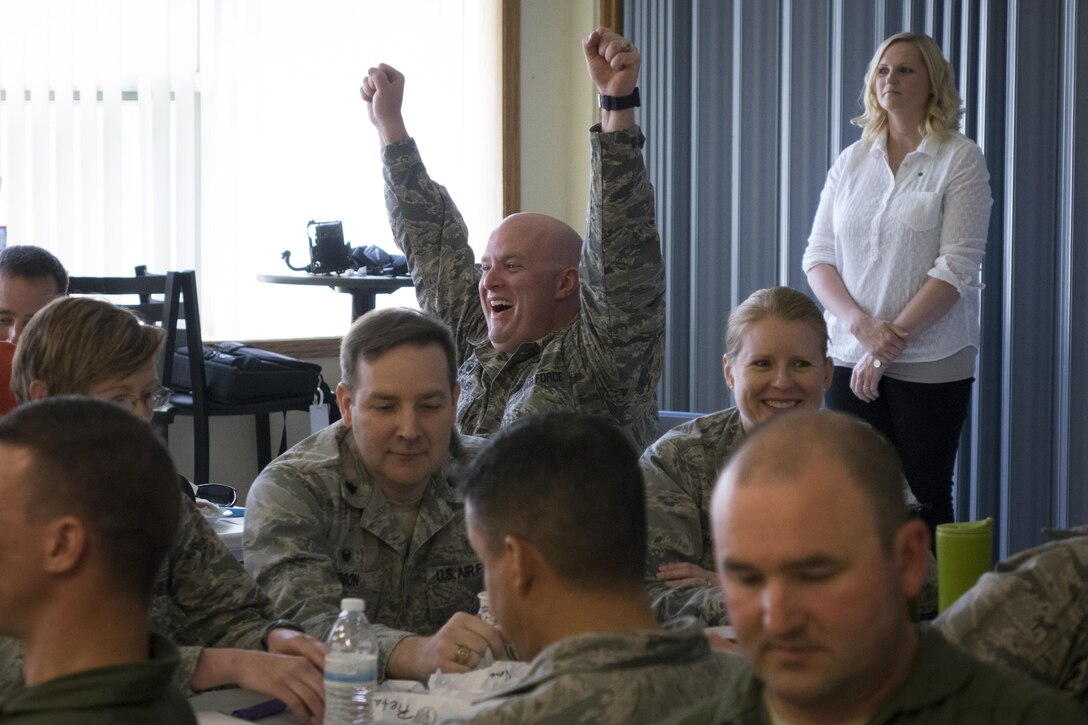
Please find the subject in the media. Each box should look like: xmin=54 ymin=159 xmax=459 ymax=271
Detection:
xmin=210 ymin=512 xmax=244 ymax=562
xmin=258 ymin=272 xmax=414 ymax=321
xmin=191 ymin=688 xmax=293 ymax=724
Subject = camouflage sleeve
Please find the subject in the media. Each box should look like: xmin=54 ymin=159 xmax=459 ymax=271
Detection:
xmin=935 ymin=538 xmax=1088 ymax=705
xmin=578 ymin=125 xmax=666 ymax=448
xmin=243 ymin=464 xmax=413 ymax=681
xmin=0 ymin=637 xmax=23 ymax=697
xmin=381 ymin=139 xmax=486 ymax=362
xmin=156 ymin=498 xmax=276 ymax=689
xmin=174 ymin=646 xmax=203 ymax=693
xmin=641 ymin=440 xmax=727 ymax=627
xmin=244 ymin=466 xmax=346 ymax=638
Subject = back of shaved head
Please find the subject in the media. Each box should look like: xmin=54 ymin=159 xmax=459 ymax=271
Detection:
xmin=715 ymin=410 xmax=910 ymax=550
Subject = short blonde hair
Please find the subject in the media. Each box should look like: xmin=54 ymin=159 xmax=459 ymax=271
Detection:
xmin=852 ymin=32 xmax=963 ymax=145
xmin=11 ymin=296 xmax=164 ymax=403
xmin=724 ymin=287 xmax=828 ymax=359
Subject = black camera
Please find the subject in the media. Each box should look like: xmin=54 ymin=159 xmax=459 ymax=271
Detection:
xmin=282 ymin=220 xmax=352 ymax=274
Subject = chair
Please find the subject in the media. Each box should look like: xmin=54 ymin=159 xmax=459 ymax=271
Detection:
xmin=68 ymin=265 xmax=169 ymax=323
xmin=160 ymin=270 xmax=325 ymax=483
xmin=655 ymin=410 xmax=700 ymax=440
xmin=70 ymin=268 xmax=321 ymax=483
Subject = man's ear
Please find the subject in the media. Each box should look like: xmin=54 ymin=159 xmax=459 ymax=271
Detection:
xmin=28 ymin=380 xmax=49 ymax=402
xmin=554 ymin=267 xmax=579 ymax=300
xmin=894 ymin=518 xmax=931 ymax=599
xmin=42 ymin=516 xmax=88 ymax=575
xmin=335 ymin=382 xmax=354 ymax=427
xmin=505 ymin=534 xmax=542 ymax=597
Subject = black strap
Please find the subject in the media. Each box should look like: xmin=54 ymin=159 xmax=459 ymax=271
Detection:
xmin=599 ymin=87 xmax=641 ymax=110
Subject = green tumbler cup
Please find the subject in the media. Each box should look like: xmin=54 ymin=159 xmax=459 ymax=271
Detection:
xmin=936 ymin=517 xmax=993 ymax=613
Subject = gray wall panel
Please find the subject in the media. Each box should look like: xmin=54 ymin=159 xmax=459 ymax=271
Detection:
xmin=691 ymin=0 xmax=735 ymax=408
xmin=1065 ymin=0 xmax=1088 ymax=522
xmin=781 ymin=1 xmax=833 ymax=292
xmin=630 ymin=0 xmax=1087 ymax=556
xmin=731 ymin=0 xmax=781 ymax=302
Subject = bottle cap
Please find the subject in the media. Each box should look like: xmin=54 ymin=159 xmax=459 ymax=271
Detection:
xmin=340 ymin=597 xmax=365 ymax=612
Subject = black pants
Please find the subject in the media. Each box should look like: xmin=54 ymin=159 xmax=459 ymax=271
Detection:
xmin=826 ymin=367 xmax=973 ymax=543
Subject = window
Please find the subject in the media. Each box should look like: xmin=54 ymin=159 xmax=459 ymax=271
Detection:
xmin=0 ymin=0 xmax=502 ymax=338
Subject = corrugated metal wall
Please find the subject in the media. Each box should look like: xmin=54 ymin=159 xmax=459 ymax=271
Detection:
xmin=628 ymin=0 xmax=1088 ymax=557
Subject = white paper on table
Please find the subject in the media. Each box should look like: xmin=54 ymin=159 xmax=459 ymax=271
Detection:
xmin=427 ymin=660 xmax=529 ymax=699
xmin=371 ymin=690 xmax=475 ymax=723
xmin=381 ymin=678 xmax=429 ymax=693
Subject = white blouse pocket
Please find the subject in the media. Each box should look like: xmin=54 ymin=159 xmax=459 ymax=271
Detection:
xmin=902 ymin=190 xmax=941 ymax=232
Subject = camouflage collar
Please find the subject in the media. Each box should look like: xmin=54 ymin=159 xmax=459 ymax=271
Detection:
xmin=478 ymin=618 xmax=710 ymax=702
xmin=472 ymin=321 xmax=573 ymax=364
xmin=336 ymin=426 xmax=467 ymax=512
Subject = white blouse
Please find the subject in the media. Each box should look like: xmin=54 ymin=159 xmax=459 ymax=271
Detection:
xmin=802 ymin=131 xmax=992 ymax=365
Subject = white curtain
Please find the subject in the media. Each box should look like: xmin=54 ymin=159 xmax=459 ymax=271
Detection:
xmin=0 ymin=0 xmax=197 ymax=275
xmin=0 ymin=0 xmax=502 ymax=338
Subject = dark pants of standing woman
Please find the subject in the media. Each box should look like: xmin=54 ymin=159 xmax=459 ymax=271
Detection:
xmin=827 ymin=367 xmax=973 ymax=543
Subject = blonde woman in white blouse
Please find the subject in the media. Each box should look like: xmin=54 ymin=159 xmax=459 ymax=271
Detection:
xmin=802 ymin=32 xmax=992 ymax=542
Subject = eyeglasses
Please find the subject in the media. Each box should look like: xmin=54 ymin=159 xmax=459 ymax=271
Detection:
xmin=195 ymin=482 xmax=238 ymax=506
xmin=110 ymin=386 xmax=173 ymax=412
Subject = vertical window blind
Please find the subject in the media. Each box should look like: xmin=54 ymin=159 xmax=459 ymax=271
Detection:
xmin=0 ymin=0 xmax=502 ymax=338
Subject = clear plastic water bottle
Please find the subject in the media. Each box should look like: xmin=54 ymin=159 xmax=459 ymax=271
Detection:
xmin=324 ymin=598 xmax=377 ymax=725
xmin=477 ymin=591 xmax=495 ymax=668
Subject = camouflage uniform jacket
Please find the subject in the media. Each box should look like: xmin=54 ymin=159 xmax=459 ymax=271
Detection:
xmin=936 ymin=524 xmax=1088 ymax=708
xmin=661 ymin=626 xmax=1085 ymax=724
xmin=381 ymin=125 xmax=665 ymax=449
xmin=446 ymin=619 xmax=745 ymax=725
xmin=244 ymin=421 xmax=483 ymax=680
xmin=641 ymin=408 xmax=940 ymax=625
xmin=642 ymin=408 xmax=745 ymax=627
xmin=0 ymin=495 xmax=280 ymax=695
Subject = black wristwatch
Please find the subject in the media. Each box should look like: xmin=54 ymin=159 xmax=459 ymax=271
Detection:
xmin=598 ymin=87 xmax=641 ymax=111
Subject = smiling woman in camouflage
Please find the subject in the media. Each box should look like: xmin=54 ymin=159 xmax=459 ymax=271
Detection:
xmin=641 ymin=287 xmax=832 ymax=626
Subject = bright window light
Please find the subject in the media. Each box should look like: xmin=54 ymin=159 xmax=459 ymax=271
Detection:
xmin=0 ymin=0 xmax=502 ymax=339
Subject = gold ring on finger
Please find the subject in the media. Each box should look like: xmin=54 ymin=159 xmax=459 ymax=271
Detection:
xmin=455 ymin=646 xmax=470 ymax=665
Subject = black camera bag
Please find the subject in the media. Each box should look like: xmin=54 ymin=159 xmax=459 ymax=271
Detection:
xmin=170 ymin=342 xmax=323 ymax=404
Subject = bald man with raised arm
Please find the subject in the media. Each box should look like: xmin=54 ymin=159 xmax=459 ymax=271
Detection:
xmin=360 ymin=26 xmax=665 ymax=448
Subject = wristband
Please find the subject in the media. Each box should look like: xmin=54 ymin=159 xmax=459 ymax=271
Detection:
xmin=259 ymin=619 xmax=306 ymax=650
xmin=599 ymin=87 xmax=640 ymax=111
